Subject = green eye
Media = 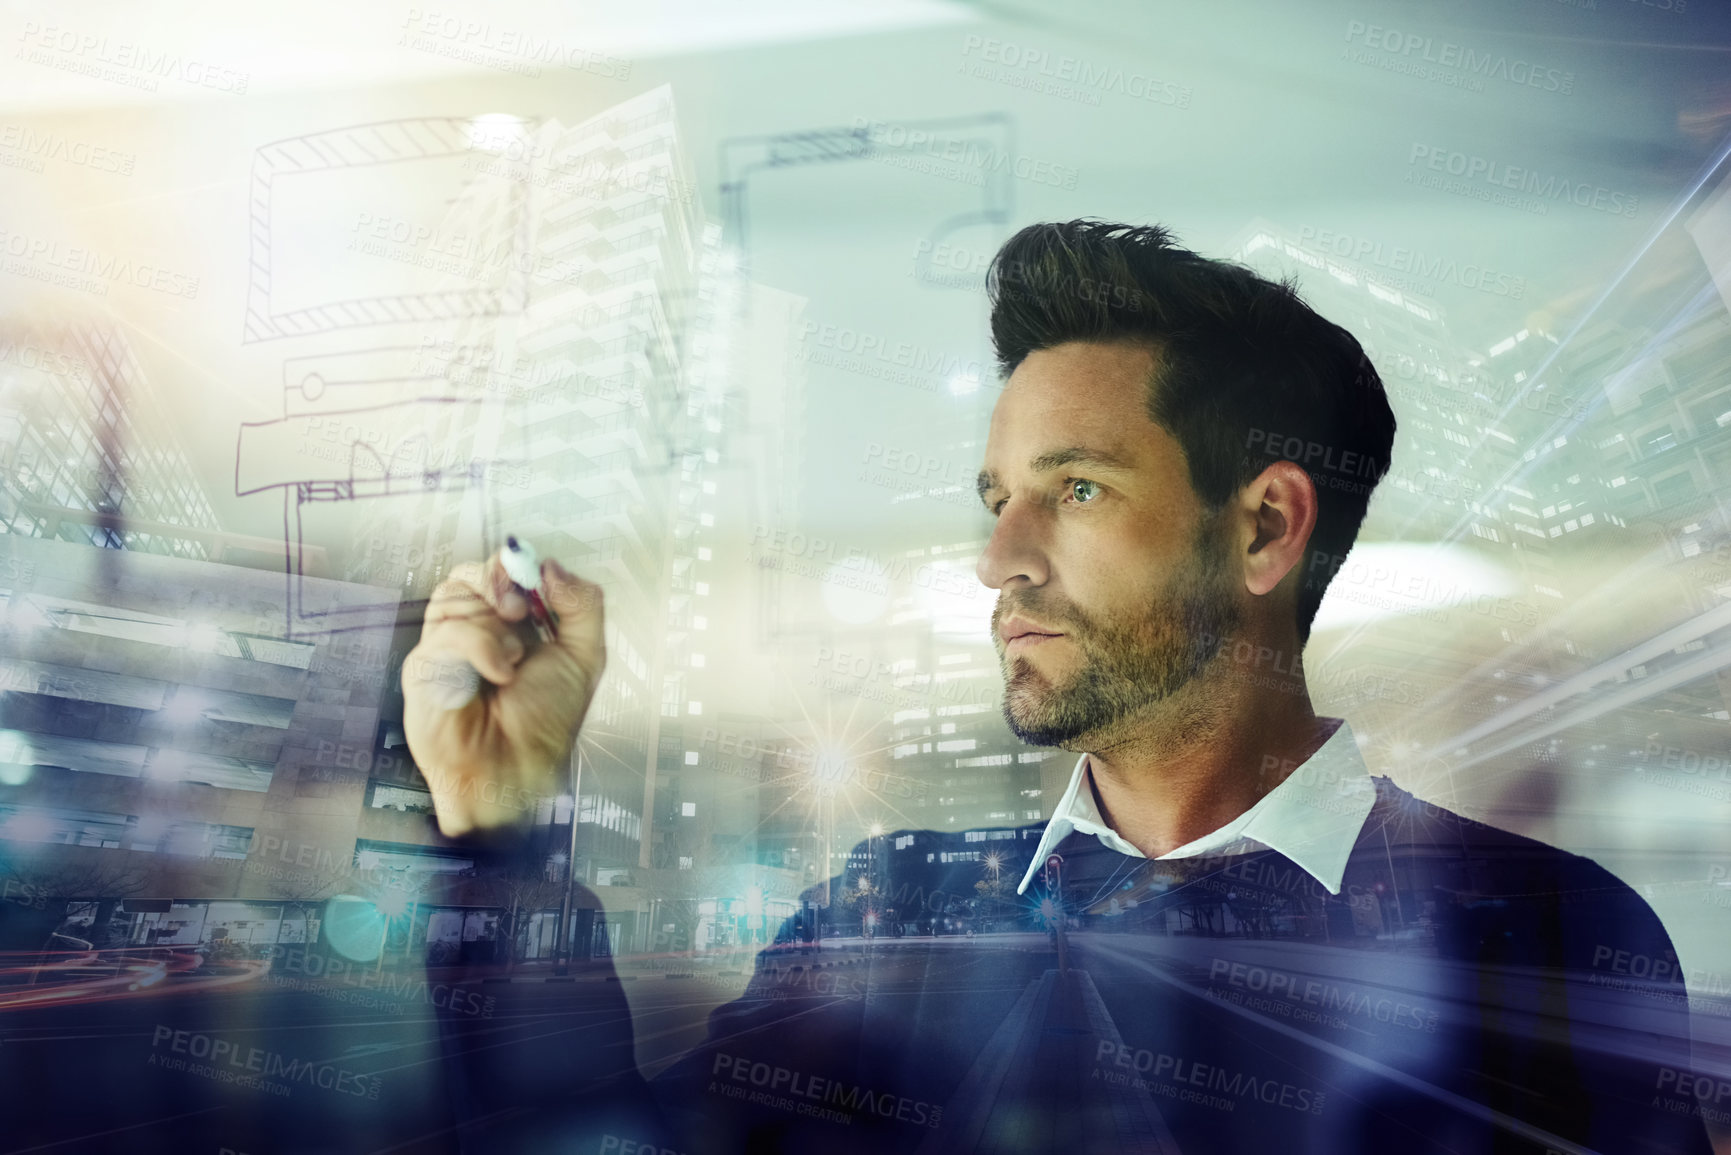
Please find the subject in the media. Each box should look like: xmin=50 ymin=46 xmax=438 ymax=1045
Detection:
xmin=1070 ymin=479 xmax=1101 ymax=504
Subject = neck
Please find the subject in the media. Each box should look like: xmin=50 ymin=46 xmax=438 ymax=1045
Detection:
xmin=1078 ymin=650 xmax=1332 ymax=858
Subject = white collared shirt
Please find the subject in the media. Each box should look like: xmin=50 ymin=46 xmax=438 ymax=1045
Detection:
xmin=1015 ymin=719 xmax=1377 ymax=896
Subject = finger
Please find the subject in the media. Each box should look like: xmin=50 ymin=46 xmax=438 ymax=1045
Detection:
xmin=421 ymin=591 xmax=526 ymax=664
xmin=410 ymin=619 xmax=524 ymax=686
xmin=403 ymin=652 xmax=480 ymax=711
xmin=426 ymin=573 xmax=497 ymax=628
xmin=486 ymin=553 xmax=528 ymax=622
xmin=542 ymin=559 xmax=604 ymax=658
xmin=428 ymin=559 xmax=525 ymax=627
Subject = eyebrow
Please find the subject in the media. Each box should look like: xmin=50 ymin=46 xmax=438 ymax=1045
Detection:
xmin=975 ymin=446 xmax=1135 ymax=505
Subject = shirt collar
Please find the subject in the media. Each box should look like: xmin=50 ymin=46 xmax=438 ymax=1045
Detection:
xmin=1016 ymin=719 xmax=1375 ymax=897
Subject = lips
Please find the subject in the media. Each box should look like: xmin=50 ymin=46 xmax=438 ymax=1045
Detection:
xmin=998 ymin=617 xmax=1065 ymax=646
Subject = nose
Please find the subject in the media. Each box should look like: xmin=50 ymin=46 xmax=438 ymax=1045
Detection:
xmin=976 ymin=494 xmax=1050 ymax=591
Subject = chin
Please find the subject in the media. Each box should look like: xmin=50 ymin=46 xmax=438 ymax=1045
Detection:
xmin=1003 ymin=687 xmax=1087 ymax=750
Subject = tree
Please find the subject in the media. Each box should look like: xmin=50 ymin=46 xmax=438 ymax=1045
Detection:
xmin=266 ymin=870 xmax=347 ymax=947
xmin=633 ymin=865 xmax=707 ymax=958
xmin=835 ymin=874 xmax=883 ymax=935
xmin=468 ymin=858 xmax=568 ymax=969
xmin=2 ymin=855 xmax=149 ymax=949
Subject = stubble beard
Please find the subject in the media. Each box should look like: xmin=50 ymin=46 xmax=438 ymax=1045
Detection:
xmin=994 ymin=525 xmax=1240 ymax=750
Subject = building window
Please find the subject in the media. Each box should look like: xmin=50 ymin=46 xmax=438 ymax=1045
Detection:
xmin=366 ymin=781 xmax=434 ymax=813
xmin=154 ymin=821 xmax=255 ymax=860
xmin=681 ymin=802 xmax=696 ymax=817
xmin=0 ymin=804 xmax=133 ymax=849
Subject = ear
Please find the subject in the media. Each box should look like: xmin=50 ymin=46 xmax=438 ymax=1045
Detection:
xmin=1239 ymin=461 xmax=1319 ymax=598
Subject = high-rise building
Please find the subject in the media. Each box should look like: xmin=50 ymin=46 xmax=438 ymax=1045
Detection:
xmin=0 ymin=318 xmax=226 ymax=561
xmin=341 ymin=87 xmax=709 ymax=907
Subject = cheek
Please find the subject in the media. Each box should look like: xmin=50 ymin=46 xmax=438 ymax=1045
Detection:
xmin=1065 ymin=537 xmax=1171 ymax=619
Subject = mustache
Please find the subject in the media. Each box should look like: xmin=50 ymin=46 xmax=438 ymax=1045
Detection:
xmin=992 ymin=591 xmax=1088 ymax=637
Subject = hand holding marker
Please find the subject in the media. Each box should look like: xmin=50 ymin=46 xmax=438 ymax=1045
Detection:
xmin=423 ymin=535 xmax=560 ymax=710
xmin=401 ymin=536 xmax=605 ymax=835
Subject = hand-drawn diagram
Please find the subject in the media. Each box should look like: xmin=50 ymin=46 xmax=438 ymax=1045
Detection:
xmin=234 ymin=90 xmax=708 ymax=644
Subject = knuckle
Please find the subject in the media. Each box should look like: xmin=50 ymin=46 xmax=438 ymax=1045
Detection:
xmin=428 ymin=579 xmax=480 ymax=611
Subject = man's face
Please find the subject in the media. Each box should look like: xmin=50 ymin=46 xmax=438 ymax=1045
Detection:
xmin=975 ymin=341 xmax=1242 ymax=749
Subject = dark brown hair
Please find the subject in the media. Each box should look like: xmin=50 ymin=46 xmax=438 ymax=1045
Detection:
xmin=988 ymin=219 xmax=1397 ymax=642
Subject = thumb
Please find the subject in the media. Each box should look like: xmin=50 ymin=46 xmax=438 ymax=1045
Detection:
xmin=542 ymin=559 xmax=605 ymax=661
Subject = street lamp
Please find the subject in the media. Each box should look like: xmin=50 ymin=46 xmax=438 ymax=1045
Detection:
xmin=553 ymin=746 xmax=583 ymax=975
xmin=372 ymin=880 xmax=416 ymax=974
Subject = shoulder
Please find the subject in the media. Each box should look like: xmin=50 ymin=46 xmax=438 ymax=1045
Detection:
xmin=1365 ymin=777 xmax=1674 ymax=952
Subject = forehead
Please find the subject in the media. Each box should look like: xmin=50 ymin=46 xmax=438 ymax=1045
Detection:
xmin=985 ymin=341 xmax=1170 ymax=466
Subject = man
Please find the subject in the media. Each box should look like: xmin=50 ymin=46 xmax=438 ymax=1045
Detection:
xmin=404 ymin=221 xmax=1709 ymax=1153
